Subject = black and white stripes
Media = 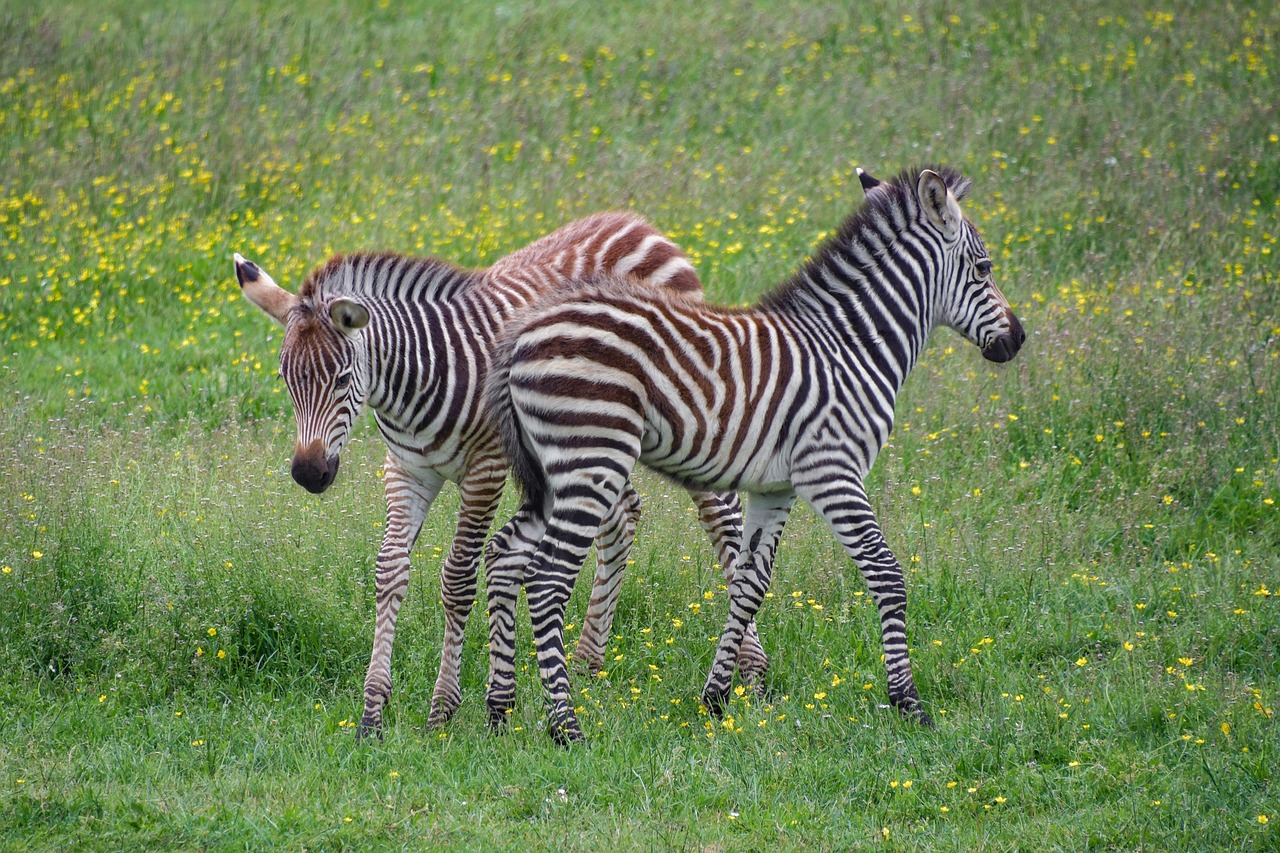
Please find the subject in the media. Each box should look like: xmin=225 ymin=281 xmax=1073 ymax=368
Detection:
xmin=484 ymin=166 xmax=1025 ymax=743
xmin=233 ymin=212 xmax=760 ymax=738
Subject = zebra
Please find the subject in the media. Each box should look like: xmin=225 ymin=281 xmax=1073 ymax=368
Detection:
xmin=483 ymin=166 xmax=1026 ymax=744
xmin=231 ymin=212 xmax=768 ymax=738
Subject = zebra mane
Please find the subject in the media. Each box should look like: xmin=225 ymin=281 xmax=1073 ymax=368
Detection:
xmin=760 ymin=164 xmax=971 ymax=311
xmin=298 ymin=251 xmax=478 ymax=305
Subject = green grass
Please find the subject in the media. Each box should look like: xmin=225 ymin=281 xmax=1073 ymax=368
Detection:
xmin=2 ymin=0 xmax=1278 ymax=848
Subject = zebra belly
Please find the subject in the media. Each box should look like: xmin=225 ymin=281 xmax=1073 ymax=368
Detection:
xmin=637 ymin=421 xmax=794 ymax=494
xmin=380 ymin=428 xmax=475 ymax=484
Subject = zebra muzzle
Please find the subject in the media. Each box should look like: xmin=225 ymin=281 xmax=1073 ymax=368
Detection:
xmin=292 ymin=441 xmax=340 ymax=494
xmin=982 ymin=311 xmax=1026 ymax=364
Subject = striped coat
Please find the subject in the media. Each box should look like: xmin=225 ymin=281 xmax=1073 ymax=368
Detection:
xmin=233 ymin=212 xmax=763 ymax=738
xmin=484 ymin=167 xmax=1025 ymax=743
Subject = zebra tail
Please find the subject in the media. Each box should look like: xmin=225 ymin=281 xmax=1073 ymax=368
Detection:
xmin=485 ymin=325 xmax=549 ymax=518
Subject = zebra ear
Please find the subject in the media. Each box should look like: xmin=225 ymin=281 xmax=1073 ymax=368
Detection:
xmin=917 ymin=169 xmax=963 ymax=241
xmin=234 ymin=252 xmax=297 ymax=324
xmin=856 ymin=167 xmax=884 ymax=195
xmin=329 ymin=297 xmax=370 ymax=335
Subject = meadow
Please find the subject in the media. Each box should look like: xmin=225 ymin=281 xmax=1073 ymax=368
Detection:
xmin=1 ymin=0 xmax=1277 ymax=848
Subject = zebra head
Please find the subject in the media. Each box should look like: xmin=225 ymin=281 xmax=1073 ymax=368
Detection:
xmin=912 ymin=169 xmax=1026 ymax=364
xmin=234 ymin=253 xmax=371 ymax=494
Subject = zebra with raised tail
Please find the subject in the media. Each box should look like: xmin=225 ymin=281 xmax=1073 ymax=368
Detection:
xmin=484 ymin=166 xmax=1026 ymax=743
xmin=232 ymin=212 xmax=766 ymax=738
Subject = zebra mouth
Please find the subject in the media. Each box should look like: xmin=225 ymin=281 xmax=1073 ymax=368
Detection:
xmin=982 ymin=313 xmax=1026 ymax=363
xmin=292 ymin=450 xmax=340 ymax=494
xmin=982 ymin=336 xmax=1021 ymax=363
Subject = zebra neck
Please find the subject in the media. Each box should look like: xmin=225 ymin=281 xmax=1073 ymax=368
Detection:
xmin=789 ymin=246 xmax=938 ymax=392
xmin=360 ymin=288 xmax=505 ymax=432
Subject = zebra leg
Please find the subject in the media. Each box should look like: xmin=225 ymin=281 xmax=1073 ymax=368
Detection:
xmin=689 ymin=490 xmax=769 ymax=684
xmin=358 ymin=461 xmax=444 ymax=740
xmin=575 ymin=481 xmax=642 ymax=674
xmin=427 ymin=454 xmax=506 ymax=729
xmin=797 ymin=477 xmax=933 ymax=728
xmin=484 ymin=505 xmax=544 ymax=731
xmin=526 ymin=483 xmax=624 ymax=746
xmin=701 ymin=491 xmax=794 ymax=716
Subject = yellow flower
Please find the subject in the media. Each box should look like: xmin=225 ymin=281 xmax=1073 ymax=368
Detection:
xmin=1259 ymin=815 xmax=1269 ymax=825
xmin=31 ymin=551 xmax=43 ymax=559
xmin=207 ymin=627 xmax=217 ymax=637
xmin=1075 ymin=657 xmax=1087 ymax=667
xmin=217 ymin=649 xmax=226 ymax=659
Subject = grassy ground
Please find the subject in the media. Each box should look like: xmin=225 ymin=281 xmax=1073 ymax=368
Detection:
xmin=2 ymin=0 xmax=1277 ymax=848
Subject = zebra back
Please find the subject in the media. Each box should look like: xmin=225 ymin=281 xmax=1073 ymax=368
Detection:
xmin=488 ymin=165 xmax=1026 ymax=508
xmin=486 ymin=211 xmax=701 ymax=297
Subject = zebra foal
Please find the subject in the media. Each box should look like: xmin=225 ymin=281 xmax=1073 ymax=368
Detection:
xmin=231 ymin=212 xmax=765 ymax=738
xmin=485 ymin=166 xmax=1026 ymax=743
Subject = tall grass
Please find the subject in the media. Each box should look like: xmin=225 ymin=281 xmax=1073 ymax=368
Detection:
xmin=1 ymin=0 xmax=1276 ymax=847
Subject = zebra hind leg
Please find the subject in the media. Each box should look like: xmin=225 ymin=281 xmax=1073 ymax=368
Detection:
xmin=427 ymin=458 xmax=505 ymax=729
xmin=484 ymin=505 xmax=544 ymax=732
xmin=527 ymin=479 xmax=627 ymax=746
xmin=574 ymin=482 xmax=642 ymax=675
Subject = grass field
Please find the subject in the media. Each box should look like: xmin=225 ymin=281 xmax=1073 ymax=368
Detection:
xmin=2 ymin=0 xmax=1277 ymax=848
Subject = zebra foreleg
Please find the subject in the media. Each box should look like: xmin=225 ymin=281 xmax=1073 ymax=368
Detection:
xmin=427 ymin=457 xmax=505 ymax=729
xmin=701 ymin=491 xmax=794 ymax=716
xmin=690 ymin=490 xmax=770 ymax=685
xmin=800 ymin=477 xmax=933 ymax=728
xmin=358 ymin=463 xmax=443 ymax=740
xmin=484 ymin=505 xmax=544 ymax=732
xmin=574 ymin=482 xmax=643 ymax=674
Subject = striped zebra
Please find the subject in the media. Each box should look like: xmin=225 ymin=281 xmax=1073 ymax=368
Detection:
xmin=484 ymin=166 xmax=1025 ymax=743
xmin=231 ymin=212 xmax=767 ymax=738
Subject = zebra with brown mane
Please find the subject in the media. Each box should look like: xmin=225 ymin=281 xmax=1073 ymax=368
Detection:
xmin=233 ymin=212 xmax=767 ymax=737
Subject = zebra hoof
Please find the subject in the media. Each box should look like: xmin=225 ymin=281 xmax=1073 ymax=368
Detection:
xmin=548 ymin=714 xmax=585 ymax=748
xmin=486 ymin=705 xmax=513 ymax=734
xmin=911 ymin=708 xmax=936 ymax=729
xmin=891 ymin=695 xmax=934 ymax=729
xmin=701 ymin=687 xmax=731 ymax=718
xmin=355 ymin=715 xmax=383 ymax=742
xmin=426 ymin=698 xmax=458 ymax=730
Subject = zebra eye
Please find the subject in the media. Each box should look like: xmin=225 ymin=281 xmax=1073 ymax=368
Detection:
xmin=334 ymin=371 xmax=352 ymax=390
xmin=975 ymin=259 xmax=993 ymax=278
